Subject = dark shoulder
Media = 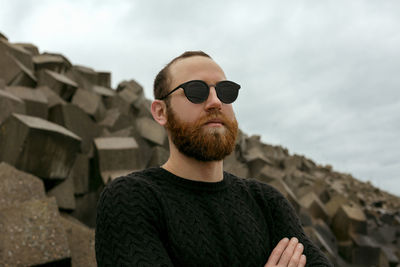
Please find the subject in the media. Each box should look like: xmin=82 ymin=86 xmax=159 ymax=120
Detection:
xmin=101 ymin=168 xmax=163 ymax=201
xmin=228 ymin=173 xmax=285 ymax=201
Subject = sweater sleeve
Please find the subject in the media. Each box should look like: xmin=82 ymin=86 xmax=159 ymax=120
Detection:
xmin=249 ymin=180 xmax=333 ymax=267
xmin=95 ymin=176 xmax=173 ymax=267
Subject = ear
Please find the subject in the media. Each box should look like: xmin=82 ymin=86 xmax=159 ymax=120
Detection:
xmin=151 ymin=100 xmax=167 ymax=126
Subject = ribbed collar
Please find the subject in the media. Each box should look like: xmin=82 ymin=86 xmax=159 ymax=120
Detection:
xmin=148 ymin=167 xmax=232 ymax=192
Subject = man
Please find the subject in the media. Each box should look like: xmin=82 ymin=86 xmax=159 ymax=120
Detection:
xmin=95 ymin=51 xmax=332 ymax=266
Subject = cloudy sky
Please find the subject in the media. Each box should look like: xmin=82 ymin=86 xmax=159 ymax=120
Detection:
xmin=1 ymin=0 xmax=399 ymax=196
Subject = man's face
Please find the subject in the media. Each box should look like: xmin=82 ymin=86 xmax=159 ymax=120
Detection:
xmin=164 ymin=56 xmax=238 ymax=161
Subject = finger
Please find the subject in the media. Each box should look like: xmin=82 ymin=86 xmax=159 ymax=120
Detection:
xmin=298 ymin=254 xmax=306 ymax=267
xmin=264 ymin=237 xmax=290 ymax=267
xmin=277 ymin=237 xmax=299 ymax=266
xmin=288 ymin=243 xmax=304 ymax=267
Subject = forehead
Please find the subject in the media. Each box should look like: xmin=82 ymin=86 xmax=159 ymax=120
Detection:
xmin=168 ymin=56 xmax=226 ymax=88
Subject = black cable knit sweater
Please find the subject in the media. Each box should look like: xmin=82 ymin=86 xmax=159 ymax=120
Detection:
xmin=95 ymin=167 xmax=332 ymax=267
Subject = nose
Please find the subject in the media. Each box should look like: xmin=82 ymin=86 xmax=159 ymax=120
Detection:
xmin=204 ymin=86 xmax=222 ymax=110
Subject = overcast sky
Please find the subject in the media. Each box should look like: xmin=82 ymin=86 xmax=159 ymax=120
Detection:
xmin=1 ymin=0 xmax=399 ymax=196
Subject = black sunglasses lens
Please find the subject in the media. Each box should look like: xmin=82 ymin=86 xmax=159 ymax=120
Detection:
xmin=184 ymin=81 xmax=209 ymax=103
xmin=216 ymin=81 xmax=240 ymax=104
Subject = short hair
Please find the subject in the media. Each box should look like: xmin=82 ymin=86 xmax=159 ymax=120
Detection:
xmin=153 ymin=51 xmax=212 ymax=102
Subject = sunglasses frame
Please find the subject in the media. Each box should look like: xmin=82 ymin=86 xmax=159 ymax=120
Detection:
xmin=159 ymin=80 xmax=241 ymax=104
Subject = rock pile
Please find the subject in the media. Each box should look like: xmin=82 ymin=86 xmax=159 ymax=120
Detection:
xmin=1 ymin=32 xmax=399 ymax=266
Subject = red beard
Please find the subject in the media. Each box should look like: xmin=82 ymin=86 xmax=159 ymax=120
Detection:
xmin=166 ymin=108 xmax=238 ymax=162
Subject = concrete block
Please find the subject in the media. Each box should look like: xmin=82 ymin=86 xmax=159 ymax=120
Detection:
xmin=117 ymin=79 xmax=144 ymax=107
xmin=47 ymin=175 xmax=76 ymax=211
xmin=14 ymin=43 xmax=39 ymax=56
xmin=0 ymin=45 xmax=36 ymax=87
xmin=0 ymin=197 xmax=71 ymax=266
xmin=0 ymin=32 xmax=8 ymax=40
xmin=0 ymin=39 xmax=34 ymax=71
xmin=283 ymin=155 xmax=304 ymax=173
xmin=147 ymin=146 xmax=169 ymax=168
xmin=350 ymin=233 xmax=389 ymax=267
xmin=92 ymin=84 xmax=116 ymax=97
xmin=72 ymin=87 xmax=106 ymax=121
xmin=69 ymin=65 xmax=98 ymax=90
xmin=70 ymin=153 xmax=89 ymax=195
xmin=33 ymin=53 xmax=72 ymax=73
xmin=103 ymin=93 xmax=132 ymax=115
xmin=49 ymin=103 xmax=101 ymax=154
xmin=0 ymin=78 xmax=5 ymax=88
xmin=136 ymin=116 xmax=166 ymax=146
xmin=0 ymin=89 xmax=26 ymax=125
xmin=97 ymin=71 xmax=111 ymax=88
xmin=325 ymin=194 xmax=349 ymax=219
xmin=0 ymin=162 xmax=45 ymax=210
xmin=38 ymin=69 xmax=78 ymax=101
xmin=299 ymin=191 xmax=329 ymax=221
xmin=60 ymin=213 xmax=96 ymax=267
xmin=5 ymin=86 xmax=48 ymax=119
xmin=244 ymin=146 xmax=274 ymax=177
xmin=98 ymin=108 xmax=135 ymax=132
xmin=258 ymin=164 xmax=285 ymax=182
xmin=260 ymin=143 xmax=288 ymax=162
xmin=332 ymin=204 xmax=367 ymax=241
xmin=223 ymin=151 xmax=250 ymax=178
xmin=0 ymin=113 xmax=81 ymax=180
xmin=71 ymin=187 xmax=103 ymax=228
xmin=93 ymin=137 xmax=142 ymax=186
xmin=37 ymin=85 xmax=67 ymax=108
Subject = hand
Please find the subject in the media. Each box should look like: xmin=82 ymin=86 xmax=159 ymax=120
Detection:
xmin=264 ymin=237 xmax=306 ymax=267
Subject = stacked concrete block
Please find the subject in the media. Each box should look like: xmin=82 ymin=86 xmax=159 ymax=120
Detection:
xmin=136 ymin=116 xmax=167 ymax=146
xmin=60 ymin=213 xmax=96 ymax=267
xmin=244 ymin=146 xmax=274 ymax=177
xmin=299 ymin=192 xmax=329 ymax=222
xmin=0 ymin=197 xmax=71 ymax=266
xmin=0 ymin=89 xmax=26 ymax=124
xmin=5 ymin=85 xmax=48 ymax=119
xmin=0 ymin=113 xmax=81 ymax=180
xmin=68 ymin=65 xmax=99 ymax=90
xmin=1 ymin=33 xmax=400 ymax=266
xmin=93 ymin=137 xmax=142 ymax=185
xmin=258 ymin=164 xmax=285 ymax=182
xmin=70 ymin=153 xmax=90 ymax=195
xmin=147 ymin=146 xmax=170 ymax=168
xmin=72 ymin=87 xmax=106 ymax=121
xmin=0 ymin=162 xmax=46 ymax=209
xmin=0 ymin=41 xmax=36 ymax=87
xmin=37 ymin=85 xmax=67 ymax=108
xmin=38 ymin=69 xmax=78 ymax=101
xmin=47 ymin=175 xmax=76 ymax=211
xmin=14 ymin=43 xmax=40 ymax=56
xmin=33 ymin=52 xmax=72 ymax=73
xmin=99 ymin=107 xmax=135 ymax=132
xmin=49 ymin=103 xmax=101 ymax=154
xmin=332 ymin=204 xmax=368 ymax=241
xmin=223 ymin=151 xmax=250 ymax=178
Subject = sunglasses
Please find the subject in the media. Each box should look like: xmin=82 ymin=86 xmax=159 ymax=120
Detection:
xmin=159 ymin=80 xmax=241 ymax=104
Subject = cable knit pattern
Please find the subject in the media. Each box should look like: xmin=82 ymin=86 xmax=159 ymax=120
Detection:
xmin=95 ymin=167 xmax=332 ymax=267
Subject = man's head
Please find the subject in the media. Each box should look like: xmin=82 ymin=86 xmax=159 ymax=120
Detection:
xmin=151 ymin=51 xmax=239 ymax=161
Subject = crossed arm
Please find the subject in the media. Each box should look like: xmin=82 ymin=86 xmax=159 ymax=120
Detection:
xmin=264 ymin=237 xmax=307 ymax=267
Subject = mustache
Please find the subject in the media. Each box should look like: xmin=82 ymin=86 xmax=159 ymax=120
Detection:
xmin=198 ymin=110 xmax=230 ymax=125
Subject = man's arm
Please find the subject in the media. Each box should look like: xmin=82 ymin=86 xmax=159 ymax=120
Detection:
xmin=95 ymin=176 xmax=173 ymax=267
xmin=264 ymin=237 xmax=306 ymax=267
xmin=265 ymin=185 xmax=333 ymax=267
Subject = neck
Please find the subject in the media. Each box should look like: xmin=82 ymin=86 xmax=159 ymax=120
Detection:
xmin=162 ymin=143 xmax=224 ymax=182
